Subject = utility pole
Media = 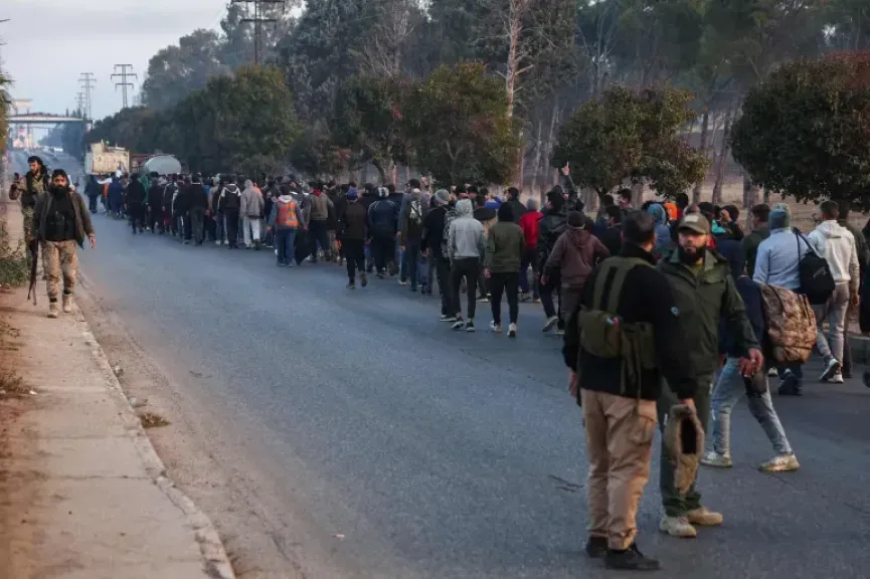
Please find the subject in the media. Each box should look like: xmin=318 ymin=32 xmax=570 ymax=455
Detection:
xmin=111 ymin=64 xmax=137 ymax=109
xmin=79 ymin=72 xmax=96 ymax=120
xmin=231 ymin=0 xmax=285 ymax=65
xmin=75 ymin=92 xmax=86 ymax=116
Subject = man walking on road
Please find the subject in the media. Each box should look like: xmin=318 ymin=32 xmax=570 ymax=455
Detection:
xmin=339 ymin=188 xmax=369 ymax=289
xmin=484 ymin=202 xmax=525 ymax=337
xmin=421 ymin=190 xmax=452 ymax=320
xmin=32 ymin=169 xmax=96 ymax=318
xmin=241 ymin=179 xmax=264 ymax=249
xmin=218 ymin=177 xmax=242 ymax=249
xmin=22 ymin=156 xmax=50 ymax=247
xmin=399 ymin=188 xmax=427 ymax=291
xmin=267 ymin=188 xmax=304 ymax=267
xmin=125 ymin=174 xmax=147 ymax=234
xmin=368 ymin=187 xmax=399 ymax=278
xmin=85 ymin=175 xmax=101 ymax=214
xmin=657 ymin=213 xmax=762 ymax=539
xmin=187 ymin=175 xmax=209 ymax=246
xmin=563 ymin=211 xmax=696 ymax=571
xmin=307 ymin=182 xmax=334 ymax=263
xmin=447 ymin=198 xmax=486 ymax=332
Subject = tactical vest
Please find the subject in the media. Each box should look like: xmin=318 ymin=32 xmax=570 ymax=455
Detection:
xmin=276 ymin=200 xmax=299 ymax=228
xmin=577 ymin=257 xmax=657 ymax=395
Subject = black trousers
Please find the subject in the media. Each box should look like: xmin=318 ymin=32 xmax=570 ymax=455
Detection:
xmin=436 ymin=255 xmax=451 ymax=315
xmin=490 ymin=272 xmax=519 ymax=325
xmin=149 ymin=206 xmax=163 ymax=232
xmin=308 ymin=220 xmax=330 ymax=260
xmin=128 ymin=203 xmax=145 ymax=232
xmin=450 ymin=257 xmax=480 ymax=319
xmin=188 ymin=207 xmax=205 ymax=243
xmin=372 ymin=236 xmax=396 ymax=274
xmin=344 ymin=239 xmax=366 ymax=281
xmin=88 ymin=195 xmax=98 ymax=213
xmin=224 ymin=208 xmax=240 ymax=247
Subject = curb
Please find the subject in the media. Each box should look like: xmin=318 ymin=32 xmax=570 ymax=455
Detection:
xmin=75 ymin=305 xmax=236 ymax=579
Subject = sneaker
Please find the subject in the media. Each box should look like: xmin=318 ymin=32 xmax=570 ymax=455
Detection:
xmin=377 ymin=272 xmax=385 ymax=280
xmin=399 ymin=280 xmax=408 ymax=286
xmin=768 ymin=367 xmax=779 ymax=377
xmin=451 ymin=319 xmax=465 ymax=331
xmin=477 ymin=294 xmax=490 ymax=302
xmin=490 ymin=321 xmax=502 ymax=333
xmin=48 ymin=301 xmax=60 ymax=319
xmin=686 ymin=506 xmax=723 ymax=527
xmin=542 ymin=315 xmax=559 ymax=332
xmin=465 ymin=320 xmax=476 ymax=332
xmin=701 ymin=451 xmax=732 ymax=468
xmin=778 ymin=371 xmax=802 ymax=396
xmin=411 ymin=285 xmax=417 ymax=292
xmin=62 ymin=294 xmax=73 ymax=314
xmin=659 ymin=515 xmax=697 ymax=538
xmin=555 ymin=328 xmax=565 ymax=336
xmin=532 ymin=297 xmax=541 ymax=304
xmin=519 ymin=292 xmax=531 ymax=302
xmin=347 ymin=282 xmax=356 ymax=290
xmin=829 ymin=372 xmax=844 ymax=384
xmin=584 ymin=536 xmax=608 ymax=559
xmin=361 ymin=273 xmax=368 ymax=288
xmin=819 ymin=358 xmax=841 ymax=382
xmin=215 ymin=240 xmax=222 ymax=246
xmin=508 ymin=323 xmax=517 ymax=338
xmin=440 ymin=315 xmax=457 ymax=323
xmin=759 ymin=453 xmax=800 ymax=473
xmin=605 ymin=543 xmax=661 ymax=571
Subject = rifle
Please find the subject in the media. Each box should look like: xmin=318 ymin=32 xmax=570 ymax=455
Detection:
xmin=26 ymin=238 xmax=38 ymax=305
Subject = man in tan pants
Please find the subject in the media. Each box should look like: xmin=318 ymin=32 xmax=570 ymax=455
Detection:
xmin=32 ymin=169 xmax=96 ymax=318
xmin=563 ymin=212 xmax=695 ymax=571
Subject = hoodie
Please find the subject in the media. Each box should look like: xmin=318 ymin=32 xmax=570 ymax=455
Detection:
xmin=717 ymin=240 xmax=764 ymax=359
xmin=544 ymin=226 xmax=609 ymax=288
xmin=647 ymin=203 xmax=672 ymax=258
xmin=240 ymin=180 xmax=264 ymax=218
xmin=308 ymin=189 xmax=333 ymax=221
xmin=218 ymin=183 xmax=242 ymax=212
xmin=368 ymin=197 xmax=399 ymax=238
xmin=807 ymin=220 xmax=859 ymax=287
xmin=447 ymin=199 xmax=486 ymax=261
xmin=267 ymin=195 xmax=304 ymax=230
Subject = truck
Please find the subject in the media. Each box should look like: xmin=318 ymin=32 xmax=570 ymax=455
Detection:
xmin=85 ymin=142 xmax=130 ymax=176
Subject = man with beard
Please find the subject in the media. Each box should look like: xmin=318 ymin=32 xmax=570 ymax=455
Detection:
xmin=31 ymin=170 xmax=96 ymax=318
xmin=147 ymin=177 xmax=165 ymax=233
xmin=125 ymin=174 xmax=147 ymax=234
xmin=22 ymin=156 xmax=51 ymax=247
xmin=657 ymin=213 xmax=763 ymax=539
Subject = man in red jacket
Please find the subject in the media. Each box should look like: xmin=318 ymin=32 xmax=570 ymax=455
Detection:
xmin=518 ymin=198 xmax=542 ymax=301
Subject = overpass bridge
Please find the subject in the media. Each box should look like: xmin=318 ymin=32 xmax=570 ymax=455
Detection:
xmin=8 ymin=113 xmax=87 ymax=125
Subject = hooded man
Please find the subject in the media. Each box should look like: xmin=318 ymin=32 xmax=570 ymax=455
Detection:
xmin=518 ymin=198 xmax=543 ymax=302
xmin=267 ymin=187 xmax=304 ymax=266
xmin=125 ymin=174 xmax=147 ymax=234
xmin=368 ymin=187 xmax=399 ymax=278
xmin=173 ymin=175 xmax=190 ymax=241
xmin=646 ymin=203 xmax=672 ymax=260
xmin=187 ymin=175 xmax=209 ymax=245
xmin=447 ymin=198 xmax=487 ymax=331
xmin=32 ymin=169 xmax=96 ymax=318
xmin=217 ymin=176 xmax=242 ymax=248
xmin=240 ymin=179 xmax=265 ymax=249
xmin=339 ymin=188 xmax=369 ymax=288
xmin=399 ymin=187 xmax=428 ymax=291
xmin=307 ymin=181 xmax=334 ymax=262
xmin=485 ymin=202 xmax=526 ymax=336
xmin=543 ymin=211 xmax=610 ymax=324
xmin=422 ymin=189 xmax=452 ymax=313
xmin=149 ymin=177 xmax=166 ymax=233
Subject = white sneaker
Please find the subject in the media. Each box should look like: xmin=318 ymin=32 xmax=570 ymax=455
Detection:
xmin=759 ymin=453 xmax=800 ymax=473
xmin=440 ymin=315 xmax=456 ymax=323
xmin=819 ymin=358 xmax=841 ymax=382
xmin=451 ymin=319 xmax=465 ymax=331
xmin=508 ymin=323 xmax=517 ymax=338
xmin=659 ymin=515 xmax=697 ymax=538
xmin=542 ymin=316 xmax=559 ymax=332
xmin=555 ymin=328 xmax=565 ymax=336
xmin=701 ymin=450 xmax=732 ymax=468
xmin=829 ymin=372 xmax=844 ymax=384
xmin=768 ymin=367 xmax=779 ymax=377
xmin=490 ymin=321 xmax=502 ymax=333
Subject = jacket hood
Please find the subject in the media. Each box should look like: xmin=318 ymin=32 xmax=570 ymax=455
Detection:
xmin=473 ymin=206 xmax=497 ymax=221
xmin=277 ymin=195 xmax=294 ymax=203
xmin=224 ymin=184 xmax=240 ymax=193
xmin=816 ymin=220 xmax=847 ymax=239
xmin=312 ymin=189 xmax=322 ymax=196
xmin=456 ymin=198 xmax=473 ymax=217
xmin=567 ymin=228 xmax=593 ymax=249
xmin=647 ymin=203 xmax=667 ymax=225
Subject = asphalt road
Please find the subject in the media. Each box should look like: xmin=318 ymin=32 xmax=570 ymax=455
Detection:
xmin=17 ymin=151 xmax=870 ymax=578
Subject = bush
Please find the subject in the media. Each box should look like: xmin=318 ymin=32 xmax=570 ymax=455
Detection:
xmin=0 ymin=217 xmax=28 ymax=287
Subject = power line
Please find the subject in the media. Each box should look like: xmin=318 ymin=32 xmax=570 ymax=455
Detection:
xmin=111 ymin=64 xmax=138 ymax=109
xmin=232 ymin=0 xmax=285 ymax=65
xmin=79 ymin=73 xmax=96 ymax=120
xmin=75 ymin=92 xmax=86 ymax=116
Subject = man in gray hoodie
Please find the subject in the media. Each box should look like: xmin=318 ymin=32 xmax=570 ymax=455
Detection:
xmin=447 ymin=198 xmax=486 ymax=331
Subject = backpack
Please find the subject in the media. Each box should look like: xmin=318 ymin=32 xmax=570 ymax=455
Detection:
xmin=795 ymin=231 xmax=835 ymax=305
xmin=409 ymin=199 xmax=423 ymax=225
xmin=758 ymin=283 xmax=817 ymax=364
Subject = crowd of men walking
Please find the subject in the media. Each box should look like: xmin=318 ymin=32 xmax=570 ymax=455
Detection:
xmin=11 ymin=155 xmax=870 ymax=571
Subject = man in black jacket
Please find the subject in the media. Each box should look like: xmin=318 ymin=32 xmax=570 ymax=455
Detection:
xmin=125 ymin=174 xmax=147 ymax=234
xmin=339 ymin=188 xmax=369 ymax=289
xmin=505 ymin=187 xmax=526 ymax=224
xmin=537 ymin=191 xmax=567 ymax=332
xmin=563 ymin=211 xmax=695 ymax=571
xmin=421 ymin=189 xmax=452 ymax=317
xmin=186 ymin=175 xmax=209 ymax=245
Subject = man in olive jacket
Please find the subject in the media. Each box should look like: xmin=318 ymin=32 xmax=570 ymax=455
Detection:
xmin=484 ymin=203 xmax=525 ymax=335
xmin=657 ymin=213 xmax=762 ymax=539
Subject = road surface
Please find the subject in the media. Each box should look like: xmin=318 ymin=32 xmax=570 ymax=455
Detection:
xmin=15 ymin=151 xmax=870 ymax=578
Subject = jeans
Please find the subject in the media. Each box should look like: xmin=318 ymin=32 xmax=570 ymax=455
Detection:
xmin=243 ymin=216 xmax=261 ymax=246
xmin=275 ymin=228 xmax=296 ymax=265
xmin=813 ymin=282 xmax=850 ymax=364
xmin=372 ymin=236 xmax=396 ymax=274
xmin=149 ymin=206 xmax=163 ymax=232
xmin=344 ymin=239 xmax=366 ymax=282
xmin=88 ymin=194 xmax=98 ymax=213
xmin=710 ymin=357 xmax=793 ymax=457
xmin=451 ymin=257 xmax=480 ymax=319
xmin=308 ymin=220 xmax=330 ymax=260
xmin=490 ymin=272 xmax=519 ymax=324
xmin=189 ymin=207 xmax=205 ymax=243
xmin=539 ymin=274 xmax=562 ymax=326
xmin=402 ymin=239 xmax=421 ymax=287
xmin=128 ymin=203 xmax=145 ymax=232
xmin=519 ymin=249 xmax=538 ymax=297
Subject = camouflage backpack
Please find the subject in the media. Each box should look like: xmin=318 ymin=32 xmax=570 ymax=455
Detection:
xmin=758 ymin=284 xmax=817 ymax=364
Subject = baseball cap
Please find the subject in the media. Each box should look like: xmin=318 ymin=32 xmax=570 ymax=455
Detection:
xmin=677 ymin=213 xmax=711 ymax=235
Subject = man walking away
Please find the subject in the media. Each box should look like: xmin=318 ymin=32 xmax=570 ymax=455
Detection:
xmin=339 ymin=188 xmax=369 ymax=288
xmin=543 ymin=211 xmax=610 ymax=325
xmin=485 ymin=203 xmax=525 ymax=337
xmin=518 ymin=198 xmax=542 ymax=302
xmin=267 ymin=188 xmax=304 ymax=267
xmin=108 ymin=175 xmax=124 ymax=218
xmin=742 ymin=204 xmax=771 ymax=278
xmin=85 ymin=175 xmax=101 ymax=214
xmin=399 ymin=187 xmax=427 ymax=291
xmin=218 ymin=176 xmax=242 ymax=249
xmin=473 ymin=193 xmax=497 ymax=300
xmin=807 ymin=200 xmax=859 ymax=385
xmin=599 ymin=205 xmax=623 ymax=256
xmin=563 ymin=211 xmax=695 ymax=571
xmin=658 ymin=213 xmax=762 ymax=538
xmin=32 ymin=170 xmax=96 ymax=318
xmin=125 ymin=174 xmax=147 ymax=234
xmin=505 ymin=186 xmax=526 ymax=224
xmin=536 ymin=191 xmax=568 ymax=333
xmin=422 ymin=190 xmax=452 ymax=320
xmin=241 ymin=179 xmax=264 ymax=249
xmin=448 ymin=198 xmax=486 ymax=331
xmin=187 ymin=175 xmax=209 ymax=245
xmin=174 ymin=176 xmax=191 ymax=243
xmin=307 ymin=182 xmax=334 ymax=262
xmin=837 ymin=201 xmax=869 ymax=378
xmin=147 ymin=177 xmax=164 ymax=232
xmin=162 ymin=176 xmax=178 ymax=234
xmin=368 ymin=187 xmax=399 ymax=278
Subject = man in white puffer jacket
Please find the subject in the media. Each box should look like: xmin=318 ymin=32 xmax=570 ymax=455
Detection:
xmin=807 ymin=200 xmax=859 ymax=384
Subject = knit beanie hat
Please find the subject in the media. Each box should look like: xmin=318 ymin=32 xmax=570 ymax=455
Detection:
xmin=568 ymin=210 xmax=586 ymax=229
xmin=434 ymin=189 xmax=450 ymax=205
xmin=769 ymin=202 xmax=791 ymax=230
xmin=346 ymin=188 xmax=359 ymax=200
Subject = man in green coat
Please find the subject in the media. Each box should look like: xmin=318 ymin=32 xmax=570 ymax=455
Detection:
xmin=657 ymin=213 xmax=763 ymax=538
xmin=484 ymin=202 xmax=525 ymax=337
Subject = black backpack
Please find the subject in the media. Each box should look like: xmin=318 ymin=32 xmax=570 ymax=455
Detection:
xmin=795 ymin=230 xmax=835 ymax=305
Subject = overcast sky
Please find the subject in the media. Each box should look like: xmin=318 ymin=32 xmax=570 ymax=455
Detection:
xmin=1 ymin=0 xmax=227 ymax=120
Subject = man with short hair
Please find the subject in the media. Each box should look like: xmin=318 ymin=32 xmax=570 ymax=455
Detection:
xmin=599 ymin=205 xmax=623 ymax=256
xmin=22 ymin=157 xmax=50 ymax=249
xmin=505 ymin=186 xmax=526 ymax=224
xmin=125 ymin=174 xmax=147 ymax=234
xmin=742 ymin=203 xmax=771 ymax=277
xmin=617 ymin=188 xmax=633 ymax=213
xmin=422 ymin=189 xmax=452 ymax=316
xmin=658 ymin=212 xmax=762 ymax=538
xmin=807 ymin=200 xmax=859 ymax=385
xmin=32 ymin=170 xmax=96 ymax=318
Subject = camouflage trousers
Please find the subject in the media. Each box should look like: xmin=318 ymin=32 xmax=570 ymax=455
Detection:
xmin=21 ymin=206 xmax=34 ymax=264
xmin=42 ymin=240 xmax=78 ymax=301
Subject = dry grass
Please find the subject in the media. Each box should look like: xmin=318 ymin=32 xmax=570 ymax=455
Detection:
xmin=138 ymin=412 xmax=170 ymax=429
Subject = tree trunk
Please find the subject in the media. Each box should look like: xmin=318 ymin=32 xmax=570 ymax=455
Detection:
xmin=711 ymin=109 xmax=734 ymax=206
xmin=742 ymin=172 xmax=760 ymax=228
xmin=692 ymin=110 xmax=710 ymax=204
xmin=530 ymin=116 xmax=544 ymax=197
xmin=763 ymin=188 xmax=770 ymax=204
xmin=631 ymin=182 xmax=644 ymax=207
